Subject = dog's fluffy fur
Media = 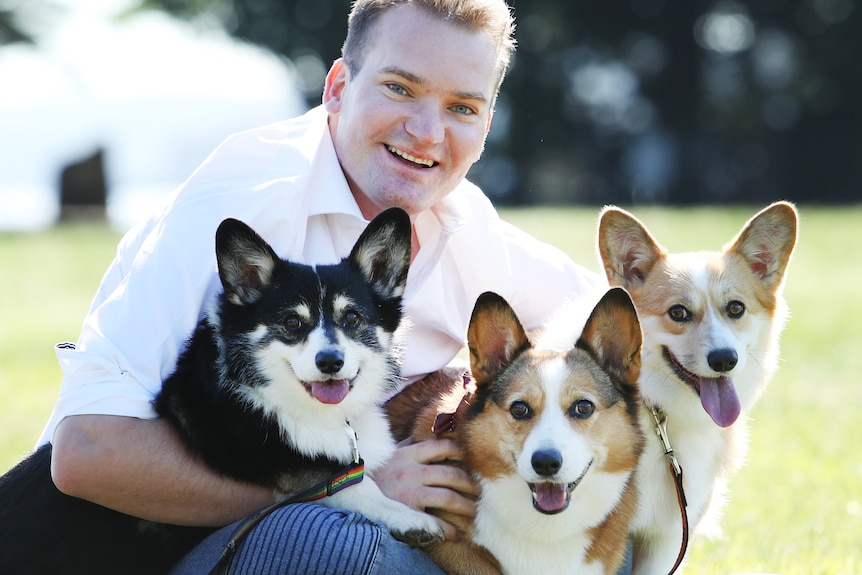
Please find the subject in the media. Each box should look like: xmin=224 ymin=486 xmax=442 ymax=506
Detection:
xmin=596 ymin=202 xmax=798 ymax=574
xmin=0 ymin=207 xmax=442 ymax=574
xmin=387 ymin=288 xmax=645 ymax=575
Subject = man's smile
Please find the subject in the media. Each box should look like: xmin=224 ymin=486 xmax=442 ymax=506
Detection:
xmin=386 ymin=145 xmax=438 ymax=168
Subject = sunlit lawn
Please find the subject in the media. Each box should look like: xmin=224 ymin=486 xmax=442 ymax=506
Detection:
xmin=1 ymin=205 xmax=860 ymax=574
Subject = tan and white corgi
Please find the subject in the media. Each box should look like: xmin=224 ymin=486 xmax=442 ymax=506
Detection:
xmin=387 ymin=288 xmax=645 ymax=575
xmin=597 ymin=202 xmax=798 ymax=574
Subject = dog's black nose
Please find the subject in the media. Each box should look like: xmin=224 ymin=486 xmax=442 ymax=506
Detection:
xmin=708 ymin=348 xmax=738 ymax=372
xmin=531 ymin=449 xmax=563 ymax=477
xmin=316 ymin=350 xmax=345 ymax=374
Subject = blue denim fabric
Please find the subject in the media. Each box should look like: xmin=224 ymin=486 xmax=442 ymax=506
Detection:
xmin=171 ymin=503 xmax=634 ymax=574
xmin=170 ymin=504 xmax=445 ymax=575
xmin=619 ymin=537 xmax=634 ymax=575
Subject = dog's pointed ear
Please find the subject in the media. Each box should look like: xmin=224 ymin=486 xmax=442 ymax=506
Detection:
xmin=349 ymin=208 xmax=412 ymax=300
xmin=215 ymin=218 xmax=279 ymax=306
xmin=598 ymin=206 xmax=666 ymax=289
xmin=467 ymin=292 xmax=531 ymax=386
xmin=724 ymin=201 xmax=798 ymax=294
xmin=216 ymin=218 xmax=278 ymax=305
xmin=577 ymin=288 xmax=642 ymax=393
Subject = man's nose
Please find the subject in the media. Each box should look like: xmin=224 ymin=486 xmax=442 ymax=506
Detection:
xmin=404 ymin=100 xmax=445 ymax=145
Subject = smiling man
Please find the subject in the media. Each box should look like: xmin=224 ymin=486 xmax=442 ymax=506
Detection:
xmin=325 ymin=4 xmax=499 ymax=221
xmin=42 ymin=1 xmax=613 ymax=573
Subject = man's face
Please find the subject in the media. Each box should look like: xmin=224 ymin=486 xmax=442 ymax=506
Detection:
xmin=324 ymin=4 xmax=498 ymax=218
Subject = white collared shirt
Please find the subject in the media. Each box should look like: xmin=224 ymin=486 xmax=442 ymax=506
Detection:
xmin=39 ymin=106 xmax=603 ymax=445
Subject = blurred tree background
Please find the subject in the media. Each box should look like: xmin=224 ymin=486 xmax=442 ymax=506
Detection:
xmin=4 ymin=0 xmax=860 ymax=205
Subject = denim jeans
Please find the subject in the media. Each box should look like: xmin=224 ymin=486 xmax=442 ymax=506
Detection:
xmin=171 ymin=503 xmax=634 ymax=574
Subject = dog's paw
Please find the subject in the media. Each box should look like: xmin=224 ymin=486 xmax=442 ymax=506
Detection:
xmin=393 ymin=527 xmax=445 ymax=548
xmin=327 ymin=478 xmax=445 ymax=547
xmin=387 ymin=509 xmax=445 ymax=547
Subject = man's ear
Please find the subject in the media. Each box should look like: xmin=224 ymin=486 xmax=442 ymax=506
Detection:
xmin=474 ymin=108 xmax=493 ymax=162
xmin=484 ymin=108 xmax=494 ymax=137
xmin=323 ymin=58 xmax=348 ymax=114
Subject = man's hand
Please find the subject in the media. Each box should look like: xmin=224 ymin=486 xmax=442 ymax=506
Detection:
xmin=373 ymin=436 xmax=479 ymax=541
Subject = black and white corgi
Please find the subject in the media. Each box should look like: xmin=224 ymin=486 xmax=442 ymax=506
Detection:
xmin=0 ymin=207 xmax=442 ymax=574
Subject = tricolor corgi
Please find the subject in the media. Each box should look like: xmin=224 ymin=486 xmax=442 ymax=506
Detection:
xmin=387 ymin=287 xmax=644 ymax=575
xmin=597 ymin=202 xmax=798 ymax=574
xmin=0 ymin=207 xmax=443 ymax=574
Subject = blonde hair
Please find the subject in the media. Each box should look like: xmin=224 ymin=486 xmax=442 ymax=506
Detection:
xmin=342 ymin=0 xmax=516 ymax=93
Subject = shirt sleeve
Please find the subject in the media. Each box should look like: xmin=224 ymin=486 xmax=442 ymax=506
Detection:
xmin=494 ymin=218 xmax=608 ymax=331
xmin=397 ymin=187 xmax=607 ymax=384
xmin=37 ymin=203 xmax=224 ymax=446
xmin=450 ymin=188 xmax=607 ymax=334
xmin=37 ymin=127 xmax=286 ymax=446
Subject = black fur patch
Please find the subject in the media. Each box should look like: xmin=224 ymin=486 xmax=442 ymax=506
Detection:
xmin=0 ymin=208 xmax=412 ymax=574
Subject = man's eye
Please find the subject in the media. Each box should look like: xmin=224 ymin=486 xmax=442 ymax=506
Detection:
xmin=451 ymin=104 xmax=475 ymax=116
xmin=386 ymin=83 xmax=408 ymax=96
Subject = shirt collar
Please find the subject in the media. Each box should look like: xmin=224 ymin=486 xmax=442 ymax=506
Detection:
xmin=305 ymin=106 xmax=364 ymax=220
xmin=426 ymin=185 xmax=469 ymax=234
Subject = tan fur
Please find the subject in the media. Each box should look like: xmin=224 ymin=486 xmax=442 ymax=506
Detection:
xmin=387 ymin=289 xmax=645 ymax=575
xmin=586 ymin=484 xmax=639 ymax=568
xmin=597 ymin=202 xmax=798 ymax=575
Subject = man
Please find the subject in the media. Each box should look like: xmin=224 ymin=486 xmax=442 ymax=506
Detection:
xmin=43 ymin=0 xmax=618 ymax=572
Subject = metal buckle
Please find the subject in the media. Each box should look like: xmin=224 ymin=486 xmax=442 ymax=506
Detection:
xmin=345 ymin=421 xmax=360 ymax=465
xmin=651 ymin=408 xmax=682 ymax=477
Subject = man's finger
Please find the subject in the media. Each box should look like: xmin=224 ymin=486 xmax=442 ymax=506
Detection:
xmin=401 ymin=437 xmax=463 ymax=464
xmin=422 ymin=461 xmax=480 ymax=497
xmin=423 ymin=485 xmax=477 ymax=518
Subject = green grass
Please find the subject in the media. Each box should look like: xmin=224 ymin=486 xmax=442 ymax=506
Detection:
xmin=2 ymin=206 xmax=861 ymax=574
xmin=0 ymin=223 xmax=122 ymax=463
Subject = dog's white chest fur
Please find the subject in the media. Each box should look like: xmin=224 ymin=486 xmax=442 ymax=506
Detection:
xmin=631 ymin=407 xmax=742 ymax=574
xmin=474 ymin=462 xmax=631 ymax=574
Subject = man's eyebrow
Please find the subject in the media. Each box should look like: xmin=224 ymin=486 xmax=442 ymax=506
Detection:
xmin=379 ymin=66 xmax=489 ymax=103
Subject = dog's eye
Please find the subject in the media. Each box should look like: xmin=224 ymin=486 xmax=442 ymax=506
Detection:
xmin=342 ymin=310 xmax=363 ymax=328
xmin=283 ymin=314 xmax=302 ymax=330
xmin=726 ymin=300 xmax=745 ymax=319
xmin=668 ymin=304 xmax=690 ymax=322
xmin=569 ymin=400 xmax=595 ymax=419
xmin=510 ymin=400 xmax=532 ymax=420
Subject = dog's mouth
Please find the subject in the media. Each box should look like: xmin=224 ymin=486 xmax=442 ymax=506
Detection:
xmin=306 ymin=379 xmax=352 ymax=405
xmin=528 ymin=459 xmax=592 ymax=515
xmin=662 ymin=347 xmax=741 ymax=428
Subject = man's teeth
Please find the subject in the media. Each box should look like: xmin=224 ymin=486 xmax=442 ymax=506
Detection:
xmin=386 ymin=145 xmax=435 ymax=167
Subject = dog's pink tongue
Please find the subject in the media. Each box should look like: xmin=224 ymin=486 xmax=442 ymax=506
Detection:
xmin=533 ymin=483 xmax=568 ymax=513
xmin=699 ymin=376 xmax=740 ymax=427
xmin=311 ymin=380 xmax=350 ymax=404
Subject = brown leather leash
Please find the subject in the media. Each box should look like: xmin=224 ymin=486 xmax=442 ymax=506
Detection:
xmin=650 ymin=407 xmax=690 ymax=575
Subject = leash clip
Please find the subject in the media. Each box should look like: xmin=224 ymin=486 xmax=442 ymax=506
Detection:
xmin=648 ymin=405 xmax=690 ymax=575
xmin=651 ymin=408 xmax=682 ymax=477
xmin=345 ymin=421 xmax=360 ymax=464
